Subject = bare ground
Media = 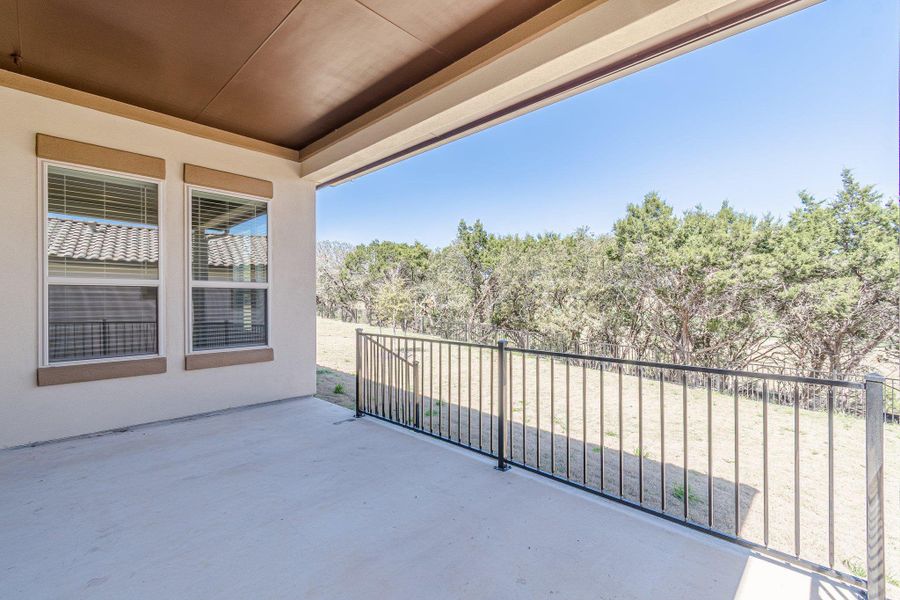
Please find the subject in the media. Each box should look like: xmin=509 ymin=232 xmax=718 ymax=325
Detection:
xmin=317 ymin=316 xmax=900 ymax=594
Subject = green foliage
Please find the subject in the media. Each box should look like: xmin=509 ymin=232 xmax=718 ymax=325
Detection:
xmin=337 ymin=240 xmax=431 ymax=327
xmin=317 ymin=172 xmax=899 ymax=380
xmin=672 ymin=483 xmax=700 ymax=504
xmin=774 ymin=170 xmax=899 ymax=377
xmin=333 ymin=384 xmax=344 ymax=395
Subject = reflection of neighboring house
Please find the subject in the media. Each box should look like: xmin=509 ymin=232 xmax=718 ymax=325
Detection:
xmin=46 ymin=217 xmax=267 ymax=278
xmin=46 ymin=217 xmax=269 ymax=354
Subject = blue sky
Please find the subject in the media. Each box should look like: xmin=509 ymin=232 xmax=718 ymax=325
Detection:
xmin=318 ymin=0 xmax=898 ymax=248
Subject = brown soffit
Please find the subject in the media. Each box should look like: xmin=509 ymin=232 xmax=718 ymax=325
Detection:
xmin=37 ymin=357 xmax=167 ymax=386
xmin=1 ymin=0 xmax=557 ymax=150
xmin=184 ymin=164 xmax=274 ymax=199
xmin=1 ymin=71 xmax=299 ymax=162
xmin=300 ymin=0 xmax=594 ymax=161
xmin=36 ymin=133 xmax=166 ymax=179
xmin=184 ymin=348 xmax=274 ymax=371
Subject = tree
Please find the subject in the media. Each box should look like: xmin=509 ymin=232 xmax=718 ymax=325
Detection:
xmin=774 ymin=170 xmax=899 ymax=375
xmin=610 ymin=193 xmax=776 ymax=367
xmin=340 ymin=240 xmax=431 ymax=326
xmin=315 ymin=170 xmax=899 ymax=384
xmin=424 ymin=220 xmax=500 ymax=333
xmin=315 ymin=241 xmax=355 ymax=315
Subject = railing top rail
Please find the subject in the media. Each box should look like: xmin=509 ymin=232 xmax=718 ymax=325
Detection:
xmin=359 ymin=329 xmax=868 ymax=389
xmin=361 ymin=330 xmax=495 ymax=351
xmin=361 ymin=333 xmax=417 ymax=364
xmin=508 ymin=346 xmax=866 ymax=389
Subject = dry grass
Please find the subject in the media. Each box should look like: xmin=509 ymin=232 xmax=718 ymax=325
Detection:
xmin=317 ymin=317 xmax=900 ymax=593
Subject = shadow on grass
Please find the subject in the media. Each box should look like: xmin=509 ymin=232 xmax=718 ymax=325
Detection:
xmin=316 ymin=364 xmax=355 ymax=411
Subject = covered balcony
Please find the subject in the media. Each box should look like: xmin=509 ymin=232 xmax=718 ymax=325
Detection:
xmin=0 ymin=0 xmax=892 ymax=598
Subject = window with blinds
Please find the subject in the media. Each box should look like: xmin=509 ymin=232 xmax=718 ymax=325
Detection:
xmin=190 ymin=189 xmax=269 ymax=351
xmin=44 ymin=164 xmax=162 ymax=364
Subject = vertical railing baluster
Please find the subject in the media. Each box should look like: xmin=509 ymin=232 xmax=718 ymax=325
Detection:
xmin=490 ymin=347 xmax=494 ymax=454
xmin=618 ymin=364 xmax=624 ymax=497
xmin=380 ymin=341 xmax=385 ymax=417
xmin=479 ymin=347 xmax=483 ymax=450
xmin=734 ymin=377 xmax=740 ymax=538
xmin=495 ymin=340 xmax=510 ymax=471
xmin=414 ymin=356 xmax=421 ymax=428
xmin=683 ymin=372 xmax=688 ymax=521
xmin=508 ymin=352 xmax=513 ymax=460
xmin=566 ymin=361 xmax=571 ymax=480
xmin=707 ymin=375 xmax=713 ymax=528
xmin=353 ymin=330 xmax=361 ymax=417
xmin=438 ymin=343 xmax=443 ymax=437
xmin=387 ymin=338 xmax=393 ymax=421
xmin=370 ymin=339 xmax=375 ymax=414
xmin=536 ymin=356 xmax=541 ymax=470
xmin=793 ymin=383 xmax=800 ymax=557
xmin=827 ymin=386 xmax=834 ymax=568
xmin=660 ymin=369 xmax=665 ymax=513
xmin=429 ymin=341 xmax=434 ymax=433
xmin=522 ymin=352 xmax=527 ymax=464
xmin=405 ymin=338 xmax=410 ymax=425
xmin=638 ymin=367 xmax=643 ymax=504
xmin=468 ymin=346 xmax=473 ymax=446
xmin=448 ymin=343 xmax=453 ymax=437
xmin=600 ymin=363 xmax=605 ymax=491
xmin=583 ymin=362 xmax=587 ymax=486
xmin=458 ymin=344 xmax=462 ymax=443
xmin=551 ymin=358 xmax=556 ymax=475
xmin=762 ymin=379 xmax=769 ymax=546
xmin=865 ymin=374 xmax=886 ymax=600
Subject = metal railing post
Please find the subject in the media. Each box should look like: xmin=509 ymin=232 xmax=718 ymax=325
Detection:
xmin=355 ymin=328 xmax=363 ymax=418
xmin=495 ymin=339 xmax=510 ymax=471
xmin=865 ymin=373 xmax=886 ymax=600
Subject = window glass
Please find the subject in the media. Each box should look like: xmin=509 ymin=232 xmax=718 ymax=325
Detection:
xmin=190 ymin=188 xmax=270 ymax=352
xmin=191 ymin=190 xmax=267 ymax=283
xmin=48 ymin=285 xmax=158 ymax=362
xmin=44 ymin=164 xmax=162 ymax=364
xmin=47 ymin=165 xmax=159 ymax=279
xmin=191 ymin=288 xmax=267 ymax=350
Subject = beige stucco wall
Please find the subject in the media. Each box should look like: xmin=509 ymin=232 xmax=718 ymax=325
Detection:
xmin=0 ymin=85 xmax=317 ymax=448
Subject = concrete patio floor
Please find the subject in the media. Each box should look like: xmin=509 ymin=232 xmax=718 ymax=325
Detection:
xmin=0 ymin=396 xmax=861 ymax=599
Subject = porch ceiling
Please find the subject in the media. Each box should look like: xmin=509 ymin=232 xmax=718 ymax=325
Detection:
xmin=0 ymin=0 xmax=555 ymax=148
xmin=0 ymin=0 xmax=820 ymax=185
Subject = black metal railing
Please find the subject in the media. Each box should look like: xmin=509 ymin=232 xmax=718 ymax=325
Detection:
xmin=324 ymin=311 xmax=896 ymax=418
xmin=356 ymin=330 xmax=891 ymax=599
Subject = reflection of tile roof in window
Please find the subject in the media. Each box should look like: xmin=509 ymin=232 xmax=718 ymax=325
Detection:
xmin=47 ymin=218 xmax=267 ymax=266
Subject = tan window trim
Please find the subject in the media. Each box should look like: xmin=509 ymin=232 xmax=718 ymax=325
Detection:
xmin=36 ymin=134 xmax=165 ymax=179
xmin=185 ymin=348 xmax=274 ymax=371
xmin=184 ymin=164 xmax=273 ymax=198
xmin=37 ymin=357 xmax=167 ymax=386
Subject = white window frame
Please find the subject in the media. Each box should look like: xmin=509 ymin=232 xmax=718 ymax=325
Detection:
xmin=184 ymin=184 xmax=272 ymax=355
xmin=38 ymin=159 xmax=166 ymax=367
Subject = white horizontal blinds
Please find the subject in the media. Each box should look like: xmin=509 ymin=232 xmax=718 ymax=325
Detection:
xmin=47 ymin=285 xmax=158 ymax=362
xmin=191 ymin=190 xmax=267 ymax=283
xmin=47 ymin=165 xmax=159 ymax=279
xmin=191 ymin=288 xmax=267 ymax=350
xmin=45 ymin=163 xmax=161 ymax=364
xmin=190 ymin=188 xmax=269 ymax=352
